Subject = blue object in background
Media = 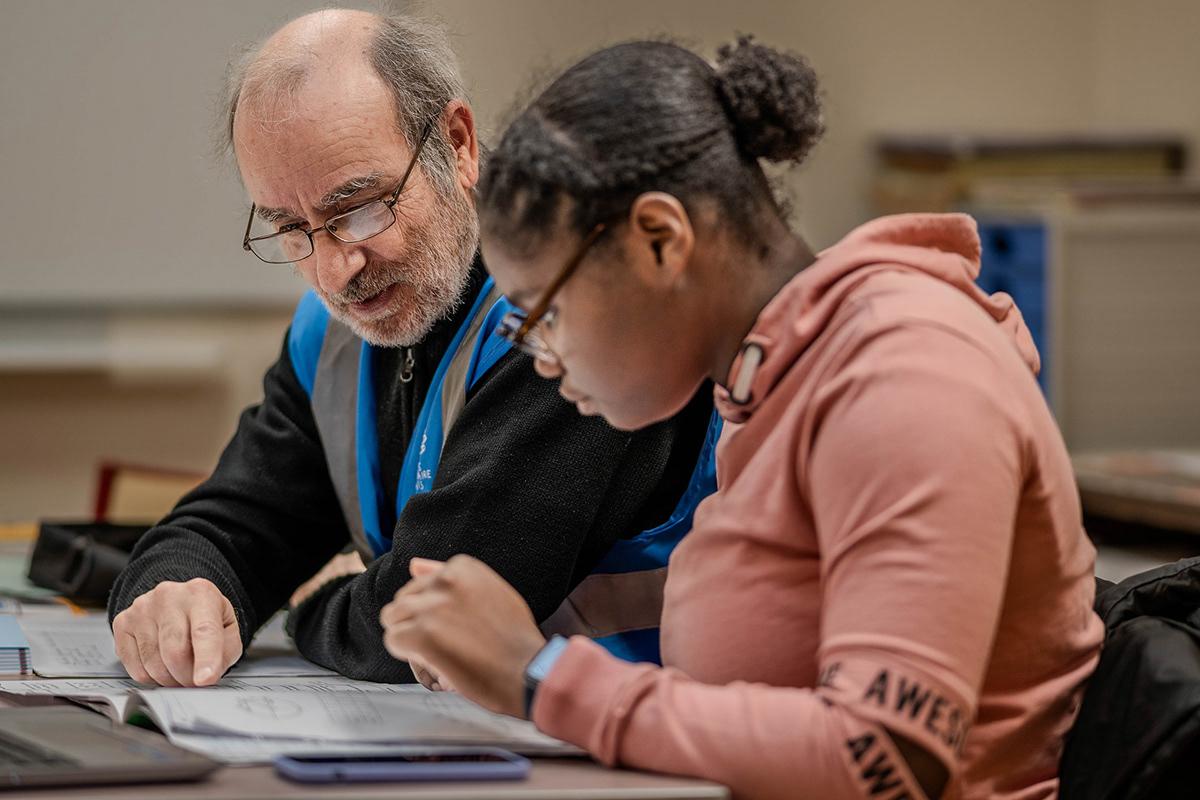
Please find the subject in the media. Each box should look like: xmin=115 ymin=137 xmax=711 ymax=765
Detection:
xmin=976 ymin=221 xmax=1048 ymax=392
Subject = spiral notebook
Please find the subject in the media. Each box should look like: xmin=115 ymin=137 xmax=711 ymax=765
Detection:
xmin=0 ymin=614 xmax=32 ymax=675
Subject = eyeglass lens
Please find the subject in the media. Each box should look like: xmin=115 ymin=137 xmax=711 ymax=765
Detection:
xmin=247 ymin=201 xmax=397 ymax=264
xmin=327 ymin=201 xmax=396 ymax=243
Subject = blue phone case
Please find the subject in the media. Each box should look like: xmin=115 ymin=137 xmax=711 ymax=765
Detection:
xmin=274 ymin=748 xmax=531 ymax=783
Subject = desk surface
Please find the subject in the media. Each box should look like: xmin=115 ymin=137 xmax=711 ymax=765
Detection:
xmin=1074 ymin=450 xmax=1200 ymax=535
xmin=0 ymin=752 xmax=726 ymax=800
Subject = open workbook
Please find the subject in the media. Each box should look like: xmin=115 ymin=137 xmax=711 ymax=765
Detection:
xmin=3 ymin=612 xmax=578 ymax=764
xmin=0 ymin=676 xmax=581 ymax=764
xmin=14 ymin=613 xmax=337 ymax=679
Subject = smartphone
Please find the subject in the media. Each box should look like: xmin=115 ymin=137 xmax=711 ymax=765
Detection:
xmin=273 ymin=748 xmax=531 ymax=783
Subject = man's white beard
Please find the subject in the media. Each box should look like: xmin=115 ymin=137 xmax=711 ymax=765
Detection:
xmin=323 ymin=188 xmax=480 ymax=348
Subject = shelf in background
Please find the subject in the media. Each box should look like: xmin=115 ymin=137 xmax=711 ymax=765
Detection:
xmin=0 ymin=309 xmax=224 ymax=379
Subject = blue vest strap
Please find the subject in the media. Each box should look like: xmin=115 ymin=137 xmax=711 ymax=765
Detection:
xmin=287 ymin=290 xmax=330 ymax=398
xmin=465 ymin=295 xmax=517 ymax=390
xmin=391 ymin=279 xmax=509 ymax=548
xmin=592 ymin=409 xmax=723 ymax=575
xmin=540 ymin=409 xmax=722 ymax=665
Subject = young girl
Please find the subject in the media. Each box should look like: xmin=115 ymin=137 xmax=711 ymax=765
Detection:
xmin=379 ymin=37 xmax=1103 ymax=800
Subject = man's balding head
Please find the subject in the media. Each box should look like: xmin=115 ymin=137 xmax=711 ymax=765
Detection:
xmin=266 ymin=7 xmax=378 ymax=56
xmin=235 ymin=9 xmax=375 ymax=125
xmin=223 ymin=9 xmax=466 ymax=195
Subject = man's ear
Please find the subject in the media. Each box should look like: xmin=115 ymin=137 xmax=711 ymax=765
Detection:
xmin=442 ymin=100 xmax=479 ymax=190
xmin=627 ymin=192 xmax=694 ymax=289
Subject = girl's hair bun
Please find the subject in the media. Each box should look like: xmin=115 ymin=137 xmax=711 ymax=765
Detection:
xmin=715 ymin=35 xmax=824 ymax=164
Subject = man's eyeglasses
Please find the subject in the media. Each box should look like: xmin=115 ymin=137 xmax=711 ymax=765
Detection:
xmin=241 ymin=120 xmax=435 ymax=265
xmin=497 ymin=223 xmax=608 ymax=363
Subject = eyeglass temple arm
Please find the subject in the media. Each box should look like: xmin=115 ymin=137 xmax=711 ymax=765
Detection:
xmin=388 ymin=119 xmax=436 ymax=206
xmin=516 ymin=223 xmax=607 ymax=340
xmin=242 ymin=204 xmax=257 ymax=250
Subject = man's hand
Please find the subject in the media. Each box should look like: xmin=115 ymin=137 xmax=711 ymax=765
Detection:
xmin=380 ymin=556 xmax=546 ymax=718
xmin=112 ymin=578 xmax=242 ymax=687
xmin=289 ymin=550 xmax=367 ymax=608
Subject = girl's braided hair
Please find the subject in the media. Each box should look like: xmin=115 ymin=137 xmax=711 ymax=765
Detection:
xmin=478 ymin=36 xmax=823 ymax=252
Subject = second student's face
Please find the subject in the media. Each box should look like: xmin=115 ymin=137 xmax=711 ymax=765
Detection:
xmin=482 ymin=208 xmax=709 ymax=432
xmin=233 ymin=64 xmax=478 ymax=347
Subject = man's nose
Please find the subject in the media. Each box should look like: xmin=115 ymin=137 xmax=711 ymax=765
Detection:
xmin=312 ymin=235 xmax=367 ymax=296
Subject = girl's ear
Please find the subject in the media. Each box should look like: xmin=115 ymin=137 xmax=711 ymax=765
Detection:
xmin=626 ymin=192 xmax=694 ymax=289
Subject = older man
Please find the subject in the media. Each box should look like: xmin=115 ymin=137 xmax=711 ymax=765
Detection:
xmin=107 ymin=9 xmax=717 ymax=686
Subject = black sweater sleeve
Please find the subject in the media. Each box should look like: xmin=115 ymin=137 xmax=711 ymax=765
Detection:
xmin=107 ymin=335 xmax=349 ymax=646
xmin=285 ymin=350 xmax=702 ymax=682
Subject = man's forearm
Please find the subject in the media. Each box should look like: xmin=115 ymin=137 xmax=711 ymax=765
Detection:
xmin=109 ymin=340 xmax=357 ymax=643
xmin=286 ymin=569 xmax=418 ymax=683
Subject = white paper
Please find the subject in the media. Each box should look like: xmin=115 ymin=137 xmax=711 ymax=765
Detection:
xmin=162 ymin=734 xmax=444 ymax=766
xmin=0 ymin=675 xmax=422 ymax=725
xmin=137 ymin=688 xmax=579 ymax=756
xmin=0 ymin=675 xmax=425 ymax=696
xmin=20 ymin=615 xmax=336 ymax=679
xmin=0 ymin=678 xmax=136 ymax=718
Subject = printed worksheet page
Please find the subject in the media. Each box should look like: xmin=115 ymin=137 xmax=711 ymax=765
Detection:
xmin=137 ymin=687 xmax=578 ymax=755
xmin=19 ymin=614 xmax=336 ymax=678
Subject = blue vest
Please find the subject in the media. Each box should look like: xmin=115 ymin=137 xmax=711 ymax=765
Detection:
xmin=287 ymin=277 xmax=721 ymax=664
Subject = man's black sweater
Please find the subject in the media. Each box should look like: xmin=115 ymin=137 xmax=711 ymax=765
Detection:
xmin=108 ymin=260 xmax=711 ymax=682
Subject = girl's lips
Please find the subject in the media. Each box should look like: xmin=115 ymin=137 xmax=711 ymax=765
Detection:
xmin=560 ymin=385 xmax=597 ymax=414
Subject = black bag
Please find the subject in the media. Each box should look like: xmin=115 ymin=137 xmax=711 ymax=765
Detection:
xmin=1059 ymin=557 xmax=1200 ymax=799
xmin=26 ymin=522 xmax=149 ymax=606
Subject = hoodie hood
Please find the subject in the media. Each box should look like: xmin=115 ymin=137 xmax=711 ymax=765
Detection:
xmin=715 ymin=213 xmax=1040 ymax=422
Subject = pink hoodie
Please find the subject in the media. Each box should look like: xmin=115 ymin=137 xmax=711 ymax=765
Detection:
xmin=533 ymin=214 xmax=1103 ymax=800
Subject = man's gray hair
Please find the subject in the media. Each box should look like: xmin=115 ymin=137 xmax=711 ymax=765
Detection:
xmin=219 ymin=12 xmax=465 ymax=195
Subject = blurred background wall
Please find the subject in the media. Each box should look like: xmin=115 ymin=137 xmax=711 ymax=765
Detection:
xmin=1 ymin=0 xmax=1198 ymax=521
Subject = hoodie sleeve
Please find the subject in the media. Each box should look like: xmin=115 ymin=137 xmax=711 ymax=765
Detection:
xmin=532 ymin=322 xmax=1030 ymax=800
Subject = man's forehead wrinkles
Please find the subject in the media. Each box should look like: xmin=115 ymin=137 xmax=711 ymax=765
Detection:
xmin=252 ymin=157 xmax=391 ymax=223
xmin=254 ymin=140 xmax=379 ymax=207
xmin=236 ymin=82 xmax=412 ymax=224
xmin=271 ymin=121 xmax=374 ymax=167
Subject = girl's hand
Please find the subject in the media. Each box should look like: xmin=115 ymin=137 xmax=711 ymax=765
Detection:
xmin=380 ymin=556 xmax=547 ymax=717
xmin=409 ymin=656 xmax=452 ymax=692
